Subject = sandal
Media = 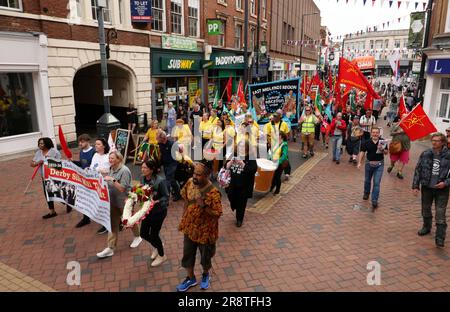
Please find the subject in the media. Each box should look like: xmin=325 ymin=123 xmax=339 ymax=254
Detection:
xmin=42 ymin=212 xmax=57 ymax=219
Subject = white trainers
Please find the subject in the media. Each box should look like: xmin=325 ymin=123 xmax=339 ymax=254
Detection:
xmin=151 ymin=248 xmax=159 ymax=260
xmin=97 ymin=247 xmax=114 ymax=258
xmin=151 ymin=255 xmax=167 ymax=267
xmin=130 ymin=237 xmax=143 ymax=248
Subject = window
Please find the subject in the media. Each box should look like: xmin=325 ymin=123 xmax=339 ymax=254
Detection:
xmin=235 ymin=24 xmax=242 ymax=49
xmin=250 ymin=28 xmax=256 ymax=51
xmin=188 ymin=0 xmax=199 ymax=37
xmin=262 ymin=0 xmax=266 ymax=19
xmin=91 ymin=0 xmax=112 ymax=23
xmin=262 ymin=30 xmax=267 ymax=42
xmin=218 ymin=0 xmax=227 ymax=5
xmin=385 ymin=39 xmax=389 ymax=49
xmin=250 ymin=0 xmax=255 ymax=15
xmin=152 ymin=0 xmax=165 ymax=31
xmin=375 ymin=40 xmax=383 ymax=49
xmin=0 ymin=0 xmax=21 ymax=10
xmin=394 ymin=39 xmax=400 ymax=48
xmin=447 ymin=1 xmax=450 ymax=32
xmin=171 ymin=0 xmax=183 ymax=34
xmin=0 ymin=73 xmax=38 ymax=138
xmin=236 ymin=0 xmax=242 ymax=10
xmin=118 ymin=0 xmax=124 ymax=24
xmin=370 ymin=40 xmax=374 ymax=49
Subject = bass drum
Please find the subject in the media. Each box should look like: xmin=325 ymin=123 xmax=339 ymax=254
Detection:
xmin=254 ymin=158 xmax=278 ymax=193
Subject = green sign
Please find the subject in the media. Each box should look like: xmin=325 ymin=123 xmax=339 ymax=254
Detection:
xmin=160 ymin=57 xmax=200 ymax=71
xmin=162 ymin=35 xmax=198 ymax=51
xmin=207 ymin=19 xmax=223 ymax=35
xmin=408 ymin=12 xmax=425 ymax=49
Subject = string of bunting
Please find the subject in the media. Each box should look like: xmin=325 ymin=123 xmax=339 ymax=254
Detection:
xmin=319 ymin=0 xmax=427 ymax=11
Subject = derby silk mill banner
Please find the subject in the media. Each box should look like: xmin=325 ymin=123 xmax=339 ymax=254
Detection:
xmin=43 ymin=159 xmax=111 ymax=232
xmin=249 ymin=78 xmax=300 ymax=125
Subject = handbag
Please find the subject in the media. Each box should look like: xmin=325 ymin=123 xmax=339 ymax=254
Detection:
xmin=389 ymin=141 xmax=402 ymax=155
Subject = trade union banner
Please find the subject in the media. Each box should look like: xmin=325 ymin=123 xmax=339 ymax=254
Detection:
xmin=249 ymin=78 xmax=300 ymax=125
xmin=43 ymin=159 xmax=111 ymax=232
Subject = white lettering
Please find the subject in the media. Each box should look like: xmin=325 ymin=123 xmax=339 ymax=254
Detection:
xmin=434 ymin=60 xmax=443 ymax=74
xmin=366 ymin=261 xmax=381 ymax=286
xmin=215 ymin=56 xmax=245 ymax=66
xmin=66 ymin=261 xmax=81 ymax=286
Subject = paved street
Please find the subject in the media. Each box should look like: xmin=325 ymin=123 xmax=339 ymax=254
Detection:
xmin=1 ymin=125 xmax=450 ymax=292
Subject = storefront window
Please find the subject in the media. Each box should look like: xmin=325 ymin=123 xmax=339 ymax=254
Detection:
xmin=0 ymin=73 xmax=38 ymax=138
xmin=440 ymin=78 xmax=450 ymax=90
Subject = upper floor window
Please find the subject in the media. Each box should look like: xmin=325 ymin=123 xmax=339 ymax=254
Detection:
xmin=152 ymin=0 xmax=165 ymax=31
xmin=235 ymin=24 xmax=242 ymax=49
xmin=218 ymin=0 xmax=227 ymax=5
xmin=91 ymin=0 xmax=112 ymax=23
xmin=171 ymin=0 xmax=183 ymax=34
xmin=394 ymin=39 xmax=400 ymax=48
xmin=236 ymin=0 xmax=242 ymax=10
xmin=0 ymin=0 xmax=21 ymax=10
xmin=250 ymin=0 xmax=256 ymax=15
xmin=250 ymin=28 xmax=256 ymax=51
xmin=217 ymin=20 xmax=225 ymax=47
xmin=188 ymin=0 xmax=199 ymax=37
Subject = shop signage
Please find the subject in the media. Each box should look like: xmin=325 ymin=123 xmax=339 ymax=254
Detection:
xmin=412 ymin=62 xmax=421 ymax=73
xmin=270 ymin=60 xmax=284 ymax=71
xmin=408 ymin=12 xmax=425 ymax=49
xmin=210 ymin=52 xmax=245 ymax=69
xmin=207 ymin=19 xmax=224 ymax=35
xmin=428 ymin=59 xmax=450 ymax=75
xmin=162 ymin=35 xmax=198 ymax=52
xmin=130 ymin=0 xmax=152 ymax=23
xmin=161 ymin=57 xmax=200 ymax=71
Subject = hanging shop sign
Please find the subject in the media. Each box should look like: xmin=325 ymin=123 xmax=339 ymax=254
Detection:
xmin=207 ymin=19 xmax=224 ymax=35
xmin=162 ymin=35 xmax=198 ymax=52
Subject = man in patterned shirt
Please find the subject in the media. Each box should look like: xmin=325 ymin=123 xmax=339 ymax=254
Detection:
xmin=176 ymin=161 xmax=223 ymax=292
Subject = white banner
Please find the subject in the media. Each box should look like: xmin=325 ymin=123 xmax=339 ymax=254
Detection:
xmin=43 ymin=159 xmax=111 ymax=232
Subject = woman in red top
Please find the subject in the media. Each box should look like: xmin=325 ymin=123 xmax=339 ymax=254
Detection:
xmin=330 ymin=112 xmax=347 ymax=164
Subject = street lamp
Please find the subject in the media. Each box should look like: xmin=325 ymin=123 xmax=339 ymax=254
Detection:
xmin=298 ymin=12 xmax=319 ymax=76
xmin=96 ymin=0 xmax=120 ymax=139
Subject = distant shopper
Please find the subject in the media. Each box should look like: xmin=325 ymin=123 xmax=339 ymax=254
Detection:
xmin=127 ymin=103 xmax=138 ymax=134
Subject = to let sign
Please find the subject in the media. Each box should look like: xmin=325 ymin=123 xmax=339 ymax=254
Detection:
xmin=131 ymin=0 xmax=152 ymax=23
xmin=207 ymin=19 xmax=223 ymax=35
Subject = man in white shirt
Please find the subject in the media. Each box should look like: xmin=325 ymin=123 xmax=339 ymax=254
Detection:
xmin=360 ymin=109 xmax=377 ymax=143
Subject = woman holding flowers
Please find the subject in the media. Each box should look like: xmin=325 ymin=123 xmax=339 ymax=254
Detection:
xmin=139 ymin=159 xmax=169 ymax=267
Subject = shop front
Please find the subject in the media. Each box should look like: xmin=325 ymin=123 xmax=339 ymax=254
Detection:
xmin=0 ymin=31 xmax=54 ymax=156
xmin=151 ymin=48 xmax=203 ymax=121
xmin=207 ymin=49 xmax=245 ymax=104
xmin=424 ymin=57 xmax=450 ymax=132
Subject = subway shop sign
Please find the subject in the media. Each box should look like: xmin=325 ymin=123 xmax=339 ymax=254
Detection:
xmin=161 ymin=57 xmax=200 ymax=71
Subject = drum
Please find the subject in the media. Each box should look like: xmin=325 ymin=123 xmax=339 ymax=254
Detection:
xmin=254 ymin=158 xmax=278 ymax=193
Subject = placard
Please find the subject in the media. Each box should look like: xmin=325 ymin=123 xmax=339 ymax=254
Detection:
xmin=114 ymin=128 xmax=131 ymax=158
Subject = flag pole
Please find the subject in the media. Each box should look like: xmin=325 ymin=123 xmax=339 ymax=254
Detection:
xmin=24 ymin=164 xmax=41 ymax=194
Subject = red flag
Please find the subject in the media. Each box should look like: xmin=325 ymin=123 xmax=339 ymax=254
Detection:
xmin=398 ymin=95 xmax=408 ymax=117
xmin=237 ymin=79 xmax=246 ymax=105
xmin=328 ymin=70 xmax=333 ymax=94
xmin=336 ymin=57 xmax=380 ymax=101
xmin=225 ymin=76 xmax=232 ymax=103
xmin=58 ymin=125 xmax=72 ymax=159
xmin=364 ymin=93 xmax=373 ymax=110
xmin=308 ymin=74 xmax=323 ymax=94
xmin=399 ymin=104 xmax=437 ymax=141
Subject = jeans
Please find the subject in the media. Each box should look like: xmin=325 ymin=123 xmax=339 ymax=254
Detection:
xmin=164 ymin=162 xmax=180 ymax=198
xmin=364 ymin=162 xmax=384 ymax=203
xmin=421 ymin=187 xmax=448 ymax=226
xmin=332 ymin=135 xmax=343 ymax=161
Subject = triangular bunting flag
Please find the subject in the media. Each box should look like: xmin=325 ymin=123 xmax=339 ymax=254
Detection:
xmin=397 ymin=1 xmax=401 ymax=9
xmin=415 ymin=2 xmax=419 ymax=10
xmin=389 ymin=0 xmax=393 ymax=7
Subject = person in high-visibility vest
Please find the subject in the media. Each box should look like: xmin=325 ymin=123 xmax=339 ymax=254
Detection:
xmin=299 ymin=105 xmax=323 ymax=159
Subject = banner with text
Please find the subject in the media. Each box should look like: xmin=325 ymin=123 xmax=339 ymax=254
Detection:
xmin=249 ymin=78 xmax=300 ymax=125
xmin=43 ymin=159 xmax=111 ymax=232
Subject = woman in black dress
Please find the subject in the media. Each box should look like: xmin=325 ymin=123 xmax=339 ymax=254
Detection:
xmin=127 ymin=103 xmax=138 ymax=133
xmin=225 ymin=138 xmax=257 ymax=228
